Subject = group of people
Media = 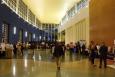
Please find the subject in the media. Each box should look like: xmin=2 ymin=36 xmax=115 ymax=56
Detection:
xmin=0 ymin=40 xmax=14 ymax=58
xmin=89 ymin=41 xmax=108 ymax=68
xmin=66 ymin=42 xmax=88 ymax=56
xmin=0 ymin=41 xmax=31 ymax=58
xmin=52 ymin=41 xmax=115 ymax=70
xmin=52 ymin=41 xmax=88 ymax=70
xmin=67 ymin=41 xmax=115 ymax=68
xmin=1 ymin=40 xmax=115 ymax=69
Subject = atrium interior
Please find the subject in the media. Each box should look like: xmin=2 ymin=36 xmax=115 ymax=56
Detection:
xmin=0 ymin=0 xmax=115 ymax=77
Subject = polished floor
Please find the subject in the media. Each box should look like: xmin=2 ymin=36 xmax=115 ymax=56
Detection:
xmin=0 ymin=49 xmax=115 ymax=77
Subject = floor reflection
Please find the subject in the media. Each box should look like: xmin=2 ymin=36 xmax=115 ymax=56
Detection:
xmin=0 ymin=49 xmax=115 ymax=77
xmin=56 ymin=70 xmax=61 ymax=77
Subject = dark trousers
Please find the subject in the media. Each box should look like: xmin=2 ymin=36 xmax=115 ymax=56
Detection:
xmin=0 ymin=51 xmax=6 ymax=57
xmin=90 ymin=52 xmax=95 ymax=65
xmin=69 ymin=48 xmax=73 ymax=55
xmin=99 ymin=57 xmax=107 ymax=68
xmin=91 ymin=57 xmax=95 ymax=64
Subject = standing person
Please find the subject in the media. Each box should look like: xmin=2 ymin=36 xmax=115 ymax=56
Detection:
xmin=13 ymin=43 xmax=17 ymax=57
xmin=62 ymin=42 xmax=66 ymax=58
xmin=69 ymin=42 xmax=74 ymax=55
xmin=16 ymin=41 xmax=22 ymax=56
xmin=113 ymin=44 xmax=115 ymax=62
xmin=53 ymin=42 xmax=64 ymax=70
xmin=99 ymin=42 xmax=108 ymax=68
xmin=89 ymin=41 xmax=96 ymax=66
xmin=75 ymin=42 xmax=80 ymax=54
xmin=1 ymin=40 xmax=6 ymax=57
xmin=96 ymin=43 xmax=100 ymax=58
xmin=82 ymin=44 xmax=86 ymax=55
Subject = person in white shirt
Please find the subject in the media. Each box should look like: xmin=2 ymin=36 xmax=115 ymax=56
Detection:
xmin=1 ymin=42 xmax=6 ymax=52
xmin=1 ymin=41 xmax=6 ymax=56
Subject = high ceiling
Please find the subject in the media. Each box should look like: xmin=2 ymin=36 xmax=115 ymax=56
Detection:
xmin=23 ymin=0 xmax=80 ymax=24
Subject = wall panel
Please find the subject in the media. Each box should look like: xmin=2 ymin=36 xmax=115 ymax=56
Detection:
xmin=90 ymin=0 xmax=115 ymax=46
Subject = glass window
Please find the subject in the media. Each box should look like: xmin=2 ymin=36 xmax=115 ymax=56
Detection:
xmin=3 ymin=0 xmax=41 ymax=28
xmin=4 ymin=0 xmax=17 ymax=11
xmin=2 ymin=23 xmax=9 ymax=43
xmin=28 ymin=10 xmax=35 ymax=25
xmin=62 ymin=15 xmax=68 ymax=24
xmin=4 ymin=0 xmax=8 ymax=3
xmin=18 ymin=0 xmax=27 ymax=20
xmin=68 ymin=6 xmax=75 ymax=18
xmin=36 ymin=19 xmax=41 ymax=28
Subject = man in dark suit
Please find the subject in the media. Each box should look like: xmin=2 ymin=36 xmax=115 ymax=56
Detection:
xmin=53 ymin=42 xmax=64 ymax=70
xmin=99 ymin=42 xmax=108 ymax=68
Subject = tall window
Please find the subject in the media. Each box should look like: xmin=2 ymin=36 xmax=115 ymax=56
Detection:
xmin=18 ymin=0 xmax=27 ymax=20
xmin=36 ymin=19 xmax=41 ymax=28
xmin=2 ymin=23 xmax=9 ymax=43
xmin=28 ymin=33 xmax=32 ymax=42
xmin=4 ymin=0 xmax=17 ymax=11
xmin=62 ymin=15 xmax=68 ymax=24
xmin=28 ymin=10 xmax=35 ymax=25
xmin=68 ymin=6 xmax=75 ymax=18
xmin=60 ymin=0 xmax=88 ymax=26
xmin=19 ymin=30 xmax=23 ymax=42
xmin=3 ymin=0 xmax=41 ymax=28
xmin=77 ymin=0 xmax=88 ymax=11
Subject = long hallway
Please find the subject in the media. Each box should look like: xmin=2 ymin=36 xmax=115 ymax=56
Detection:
xmin=0 ymin=49 xmax=115 ymax=77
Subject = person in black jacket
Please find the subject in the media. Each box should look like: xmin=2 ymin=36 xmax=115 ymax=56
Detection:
xmin=99 ymin=42 xmax=108 ymax=68
xmin=53 ymin=42 xmax=64 ymax=70
xmin=13 ymin=43 xmax=17 ymax=56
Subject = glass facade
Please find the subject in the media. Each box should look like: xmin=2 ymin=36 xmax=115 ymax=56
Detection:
xmin=2 ymin=23 xmax=9 ymax=43
xmin=60 ymin=0 xmax=88 ymax=26
xmin=68 ymin=6 xmax=76 ymax=18
xmin=42 ymin=23 xmax=58 ymax=41
xmin=4 ymin=0 xmax=17 ymax=11
xmin=36 ymin=19 xmax=41 ymax=28
xmin=77 ymin=0 xmax=88 ymax=11
xmin=28 ymin=10 xmax=35 ymax=25
xmin=2 ymin=0 xmax=41 ymax=28
xmin=61 ymin=15 xmax=68 ymax=25
xmin=18 ymin=0 xmax=27 ymax=20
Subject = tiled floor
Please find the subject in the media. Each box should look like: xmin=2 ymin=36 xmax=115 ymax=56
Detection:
xmin=0 ymin=49 xmax=115 ymax=77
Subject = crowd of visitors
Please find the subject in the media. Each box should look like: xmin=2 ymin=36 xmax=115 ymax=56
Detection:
xmin=51 ymin=41 xmax=115 ymax=69
xmin=0 ymin=39 xmax=115 ymax=69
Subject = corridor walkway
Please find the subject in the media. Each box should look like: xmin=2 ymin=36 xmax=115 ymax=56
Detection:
xmin=0 ymin=49 xmax=115 ymax=77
